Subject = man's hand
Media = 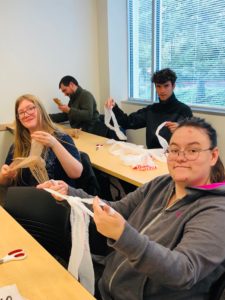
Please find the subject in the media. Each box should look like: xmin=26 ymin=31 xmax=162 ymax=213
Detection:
xmin=105 ymin=97 xmax=115 ymax=109
xmin=165 ymin=121 xmax=178 ymax=133
xmin=58 ymin=104 xmax=70 ymax=113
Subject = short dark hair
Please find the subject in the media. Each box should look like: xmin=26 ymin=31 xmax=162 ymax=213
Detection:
xmin=175 ymin=117 xmax=225 ymax=183
xmin=59 ymin=76 xmax=79 ymax=88
xmin=151 ymin=68 xmax=177 ymax=85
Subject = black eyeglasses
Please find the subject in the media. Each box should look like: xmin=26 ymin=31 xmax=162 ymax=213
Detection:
xmin=165 ymin=147 xmax=213 ymax=161
xmin=17 ymin=106 xmax=36 ymax=119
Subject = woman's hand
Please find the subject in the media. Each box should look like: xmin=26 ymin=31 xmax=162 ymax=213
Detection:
xmin=1 ymin=164 xmax=17 ymax=180
xmin=31 ymin=131 xmax=58 ymax=148
xmin=37 ymin=180 xmax=69 ymax=201
xmin=93 ymin=197 xmax=125 ymax=241
xmin=105 ymin=97 xmax=115 ymax=109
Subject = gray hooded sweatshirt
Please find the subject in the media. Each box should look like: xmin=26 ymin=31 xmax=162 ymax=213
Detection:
xmin=68 ymin=175 xmax=225 ymax=300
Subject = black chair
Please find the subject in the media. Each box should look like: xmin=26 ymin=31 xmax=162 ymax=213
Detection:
xmin=4 ymin=186 xmax=71 ymax=265
xmin=76 ymin=151 xmax=101 ymax=196
xmin=92 ymin=117 xmax=109 ymax=137
xmin=97 ymin=114 xmax=127 ymax=141
xmin=209 ymin=271 xmax=225 ymax=300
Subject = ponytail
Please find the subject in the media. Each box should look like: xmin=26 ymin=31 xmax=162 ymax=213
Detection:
xmin=210 ymin=156 xmax=225 ymax=183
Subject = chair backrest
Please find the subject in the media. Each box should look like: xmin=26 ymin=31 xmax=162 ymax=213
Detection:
xmin=92 ymin=116 xmax=109 ymax=137
xmin=209 ymin=270 xmax=225 ymax=300
xmin=4 ymin=187 xmax=71 ymax=264
xmin=76 ymin=151 xmax=101 ymax=196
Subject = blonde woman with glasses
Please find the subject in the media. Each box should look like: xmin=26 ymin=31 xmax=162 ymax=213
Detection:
xmin=0 ymin=94 xmax=82 ymax=187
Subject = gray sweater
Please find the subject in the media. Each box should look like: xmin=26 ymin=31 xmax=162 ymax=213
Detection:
xmin=68 ymin=175 xmax=225 ymax=300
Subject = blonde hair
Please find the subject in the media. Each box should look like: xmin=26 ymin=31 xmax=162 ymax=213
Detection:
xmin=14 ymin=94 xmax=57 ymax=158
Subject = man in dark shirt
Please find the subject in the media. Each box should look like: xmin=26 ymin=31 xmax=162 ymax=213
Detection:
xmin=105 ymin=68 xmax=193 ymax=148
xmin=50 ymin=75 xmax=100 ymax=134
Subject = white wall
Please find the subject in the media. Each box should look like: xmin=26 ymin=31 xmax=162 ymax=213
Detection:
xmin=96 ymin=0 xmax=110 ymax=112
xmin=107 ymin=0 xmax=128 ymax=100
xmin=96 ymin=0 xmax=128 ymax=111
xmin=0 ymin=0 xmax=99 ymax=123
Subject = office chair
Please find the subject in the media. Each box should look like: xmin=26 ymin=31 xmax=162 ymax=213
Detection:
xmin=209 ymin=270 xmax=225 ymax=300
xmin=76 ymin=151 xmax=101 ymax=196
xmin=4 ymin=186 xmax=71 ymax=265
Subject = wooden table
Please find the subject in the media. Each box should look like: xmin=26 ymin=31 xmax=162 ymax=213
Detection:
xmin=0 ymin=206 xmax=95 ymax=300
xmin=73 ymin=131 xmax=168 ymax=187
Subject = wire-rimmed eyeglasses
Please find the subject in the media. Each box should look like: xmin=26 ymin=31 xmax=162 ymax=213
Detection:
xmin=17 ymin=106 xmax=36 ymax=119
xmin=165 ymin=147 xmax=213 ymax=161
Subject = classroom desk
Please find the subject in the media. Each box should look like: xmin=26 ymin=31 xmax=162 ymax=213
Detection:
xmin=73 ymin=131 xmax=168 ymax=187
xmin=0 ymin=206 xmax=95 ymax=300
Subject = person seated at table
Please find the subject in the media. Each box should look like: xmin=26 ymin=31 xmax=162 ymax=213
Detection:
xmin=105 ymin=68 xmax=193 ymax=148
xmin=0 ymin=94 xmax=83 ymax=187
xmin=49 ymin=75 xmax=101 ymax=134
xmin=38 ymin=117 xmax=225 ymax=300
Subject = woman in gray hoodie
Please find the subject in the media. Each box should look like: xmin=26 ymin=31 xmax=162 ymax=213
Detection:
xmin=39 ymin=117 xmax=225 ymax=300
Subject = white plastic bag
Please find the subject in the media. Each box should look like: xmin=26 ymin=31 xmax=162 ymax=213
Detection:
xmin=104 ymin=107 xmax=127 ymax=140
xmin=67 ymin=197 xmax=95 ymax=295
xmin=155 ymin=121 xmax=169 ymax=150
xmin=107 ymin=139 xmax=157 ymax=170
xmin=106 ymin=122 xmax=168 ymax=169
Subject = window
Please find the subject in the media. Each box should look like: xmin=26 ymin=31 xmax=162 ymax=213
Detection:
xmin=128 ymin=0 xmax=225 ymax=110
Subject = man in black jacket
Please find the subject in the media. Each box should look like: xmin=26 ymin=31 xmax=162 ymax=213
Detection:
xmin=105 ymin=68 xmax=193 ymax=148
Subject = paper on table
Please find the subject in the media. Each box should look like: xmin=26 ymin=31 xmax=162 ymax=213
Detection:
xmin=0 ymin=284 xmax=25 ymax=300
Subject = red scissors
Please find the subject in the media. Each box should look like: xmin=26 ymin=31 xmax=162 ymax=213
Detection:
xmin=0 ymin=249 xmax=27 ymax=264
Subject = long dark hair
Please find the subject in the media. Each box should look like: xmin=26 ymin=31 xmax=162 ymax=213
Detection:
xmin=176 ymin=117 xmax=225 ymax=183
